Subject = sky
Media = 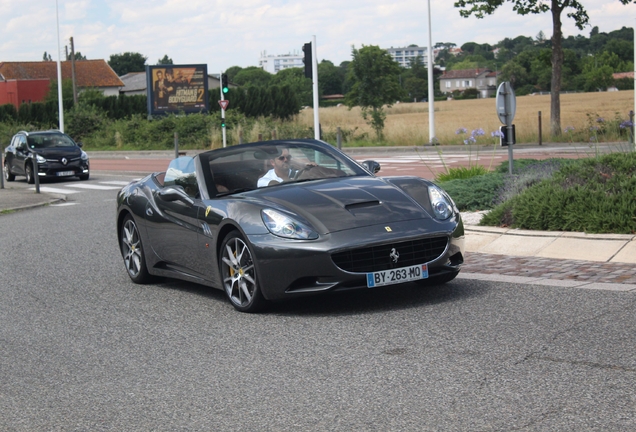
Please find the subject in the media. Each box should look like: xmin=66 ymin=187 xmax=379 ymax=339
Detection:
xmin=1 ymin=0 xmax=635 ymax=73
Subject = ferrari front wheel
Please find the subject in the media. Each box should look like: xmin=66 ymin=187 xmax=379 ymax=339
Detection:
xmin=121 ymin=215 xmax=151 ymax=284
xmin=220 ymin=231 xmax=267 ymax=313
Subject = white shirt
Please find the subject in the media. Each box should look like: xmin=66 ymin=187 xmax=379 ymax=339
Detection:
xmin=258 ymin=169 xmax=286 ymax=187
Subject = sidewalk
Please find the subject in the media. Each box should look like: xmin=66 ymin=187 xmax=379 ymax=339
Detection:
xmin=0 ymin=186 xmax=64 ymax=212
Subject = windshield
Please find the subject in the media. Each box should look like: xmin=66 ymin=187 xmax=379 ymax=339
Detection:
xmin=27 ymin=133 xmax=77 ymax=149
xmin=200 ymin=141 xmax=367 ymax=197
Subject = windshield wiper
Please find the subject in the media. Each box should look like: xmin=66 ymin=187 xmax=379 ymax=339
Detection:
xmin=215 ymin=187 xmax=255 ymax=197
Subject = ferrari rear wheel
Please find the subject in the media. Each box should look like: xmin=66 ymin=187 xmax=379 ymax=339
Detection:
xmin=220 ymin=231 xmax=267 ymax=313
xmin=121 ymin=215 xmax=151 ymax=284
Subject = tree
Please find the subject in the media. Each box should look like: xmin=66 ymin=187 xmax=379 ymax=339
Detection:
xmin=317 ymin=60 xmax=343 ymax=95
xmin=233 ymin=66 xmax=272 ymax=87
xmin=269 ymin=68 xmax=312 ymax=106
xmin=108 ymin=52 xmax=147 ymax=76
xmin=454 ymin=0 xmax=636 ymax=137
xmin=157 ymin=55 xmax=173 ymax=65
xmin=43 ymin=51 xmax=52 ymax=61
xmin=345 ymin=45 xmax=405 ymax=140
xmin=225 ymin=66 xmax=243 ymax=82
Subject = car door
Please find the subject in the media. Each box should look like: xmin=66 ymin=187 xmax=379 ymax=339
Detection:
xmin=8 ymin=136 xmax=28 ymax=175
xmin=143 ymin=157 xmax=201 ymax=276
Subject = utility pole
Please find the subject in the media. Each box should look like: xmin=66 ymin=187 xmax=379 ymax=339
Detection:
xmin=70 ymin=37 xmax=78 ymax=104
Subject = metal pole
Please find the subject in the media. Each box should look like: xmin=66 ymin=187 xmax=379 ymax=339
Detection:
xmin=70 ymin=37 xmax=78 ymax=104
xmin=33 ymin=156 xmax=40 ymax=194
xmin=538 ymin=111 xmax=542 ymax=146
xmin=426 ymin=0 xmax=436 ymax=145
xmin=220 ymin=70 xmax=227 ymax=148
xmin=55 ymin=0 xmax=64 ymax=132
xmin=311 ymin=35 xmax=320 ymax=140
xmin=174 ymin=132 xmax=179 ymax=159
xmin=0 ymin=152 xmax=4 ymax=189
xmin=504 ymin=82 xmax=514 ymax=174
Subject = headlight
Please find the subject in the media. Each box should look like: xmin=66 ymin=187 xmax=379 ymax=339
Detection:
xmin=35 ymin=154 xmax=46 ymax=164
xmin=428 ymin=185 xmax=453 ymax=220
xmin=261 ymin=208 xmax=318 ymax=240
xmin=81 ymin=150 xmax=89 ymax=161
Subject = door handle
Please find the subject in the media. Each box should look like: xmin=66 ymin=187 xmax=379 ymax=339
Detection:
xmin=146 ymin=208 xmax=154 ymax=217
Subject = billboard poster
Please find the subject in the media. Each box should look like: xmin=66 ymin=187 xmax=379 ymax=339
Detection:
xmin=146 ymin=64 xmax=209 ymax=116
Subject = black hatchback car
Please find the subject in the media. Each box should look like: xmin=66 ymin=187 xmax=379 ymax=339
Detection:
xmin=3 ymin=130 xmax=90 ymax=183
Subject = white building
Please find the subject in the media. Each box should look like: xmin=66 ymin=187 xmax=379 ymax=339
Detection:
xmin=386 ymin=46 xmax=430 ymax=68
xmin=259 ymin=51 xmax=304 ymax=74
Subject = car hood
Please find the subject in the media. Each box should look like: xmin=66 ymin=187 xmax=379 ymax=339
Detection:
xmin=32 ymin=147 xmax=81 ymax=159
xmin=253 ymin=177 xmax=431 ymax=233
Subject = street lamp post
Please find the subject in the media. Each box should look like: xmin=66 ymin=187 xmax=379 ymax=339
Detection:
xmin=55 ymin=0 xmax=64 ymax=132
xmin=427 ymin=0 xmax=436 ymax=145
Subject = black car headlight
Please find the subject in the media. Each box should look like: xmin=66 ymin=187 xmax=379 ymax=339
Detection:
xmin=35 ymin=154 xmax=46 ymax=164
xmin=81 ymin=150 xmax=89 ymax=161
xmin=261 ymin=208 xmax=318 ymax=240
xmin=428 ymin=185 xmax=453 ymax=220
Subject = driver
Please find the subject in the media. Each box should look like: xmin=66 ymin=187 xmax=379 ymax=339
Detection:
xmin=257 ymin=148 xmax=293 ymax=187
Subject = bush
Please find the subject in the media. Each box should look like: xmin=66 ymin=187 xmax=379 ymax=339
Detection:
xmin=439 ymin=173 xmax=505 ymax=211
xmin=481 ymin=152 xmax=636 ymax=234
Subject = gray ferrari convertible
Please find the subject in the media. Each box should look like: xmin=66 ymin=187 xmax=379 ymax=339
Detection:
xmin=116 ymin=139 xmax=465 ymax=312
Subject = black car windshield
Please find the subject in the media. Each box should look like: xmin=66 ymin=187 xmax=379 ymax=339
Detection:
xmin=27 ymin=133 xmax=77 ymax=149
xmin=200 ymin=141 xmax=368 ymax=197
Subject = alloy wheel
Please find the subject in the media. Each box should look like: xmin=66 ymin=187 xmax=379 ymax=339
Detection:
xmin=221 ymin=234 xmax=261 ymax=310
xmin=122 ymin=219 xmax=143 ymax=278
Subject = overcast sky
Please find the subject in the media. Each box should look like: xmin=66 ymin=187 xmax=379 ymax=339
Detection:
xmin=1 ymin=0 xmax=634 ymax=73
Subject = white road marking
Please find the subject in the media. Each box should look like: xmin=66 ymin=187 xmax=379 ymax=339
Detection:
xmin=99 ymin=181 xmax=133 ymax=186
xmin=32 ymin=186 xmax=80 ymax=194
xmin=50 ymin=203 xmax=77 ymax=207
xmin=65 ymin=184 xmax=122 ymax=190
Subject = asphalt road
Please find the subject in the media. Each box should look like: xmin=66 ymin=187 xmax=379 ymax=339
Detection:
xmin=1 ymin=172 xmax=635 ymax=430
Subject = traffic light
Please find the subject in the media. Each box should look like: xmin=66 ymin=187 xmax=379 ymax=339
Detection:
xmin=221 ymin=117 xmax=226 ymax=128
xmin=221 ymin=74 xmax=229 ymax=94
xmin=302 ymin=42 xmax=312 ymax=79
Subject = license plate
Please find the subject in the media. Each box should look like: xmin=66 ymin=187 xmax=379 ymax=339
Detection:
xmin=367 ymin=264 xmax=428 ymax=288
xmin=56 ymin=171 xmax=74 ymax=176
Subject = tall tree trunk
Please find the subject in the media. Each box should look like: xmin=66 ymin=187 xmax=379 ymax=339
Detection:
xmin=550 ymin=0 xmax=564 ymax=137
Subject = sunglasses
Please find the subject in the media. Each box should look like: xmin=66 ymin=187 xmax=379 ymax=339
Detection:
xmin=277 ymin=155 xmax=292 ymax=161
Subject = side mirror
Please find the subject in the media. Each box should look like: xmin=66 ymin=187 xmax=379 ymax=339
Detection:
xmin=17 ymin=142 xmax=27 ymax=151
xmin=157 ymin=186 xmax=195 ymax=207
xmin=361 ymin=160 xmax=381 ymax=174
xmin=77 ymin=142 xmax=83 ymax=148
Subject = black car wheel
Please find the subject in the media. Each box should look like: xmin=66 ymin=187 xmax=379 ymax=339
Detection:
xmin=78 ymin=173 xmax=89 ymax=180
xmin=121 ymin=215 xmax=151 ymax=284
xmin=220 ymin=231 xmax=267 ymax=313
xmin=3 ymin=161 xmax=15 ymax=182
xmin=25 ymin=163 xmax=34 ymax=184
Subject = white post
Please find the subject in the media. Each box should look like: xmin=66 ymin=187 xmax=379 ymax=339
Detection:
xmin=55 ymin=0 xmax=64 ymax=132
xmin=312 ymin=35 xmax=320 ymax=140
xmin=426 ymin=0 xmax=435 ymax=144
xmin=220 ymin=70 xmax=226 ymax=148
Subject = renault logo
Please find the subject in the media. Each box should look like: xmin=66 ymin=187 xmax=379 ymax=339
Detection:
xmin=390 ymin=248 xmax=400 ymax=263
xmin=61 ymin=158 xmax=68 ymax=165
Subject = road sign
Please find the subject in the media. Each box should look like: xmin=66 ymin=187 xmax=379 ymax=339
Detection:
xmin=496 ymin=82 xmax=516 ymax=126
xmin=218 ymin=100 xmax=229 ymax=110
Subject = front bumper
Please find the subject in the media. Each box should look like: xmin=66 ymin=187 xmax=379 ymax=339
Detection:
xmin=248 ymin=217 xmax=465 ymax=301
xmin=36 ymin=159 xmax=89 ymax=178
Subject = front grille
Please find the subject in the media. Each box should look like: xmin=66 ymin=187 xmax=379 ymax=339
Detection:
xmin=331 ymin=236 xmax=448 ymax=273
